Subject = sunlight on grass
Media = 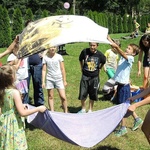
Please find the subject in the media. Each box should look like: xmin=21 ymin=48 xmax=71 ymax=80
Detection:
xmin=0 ymin=34 xmax=149 ymax=150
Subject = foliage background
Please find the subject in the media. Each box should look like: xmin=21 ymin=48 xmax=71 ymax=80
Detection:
xmin=0 ymin=0 xmax=150 ymax=149
xmin=0 ymin=0 xmax=150 ymax=47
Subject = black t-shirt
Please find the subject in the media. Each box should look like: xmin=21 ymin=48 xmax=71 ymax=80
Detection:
xmin=143 ymin=47 xmax=150 ymax=67
xmin=79 ymin=48 xmax=106 ymax=77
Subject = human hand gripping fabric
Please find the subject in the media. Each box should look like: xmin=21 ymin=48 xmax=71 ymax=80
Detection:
xmin=23 ymin=104 xmax=28 ymax=109
xmin=127 ymin=97 xmax=137 ymax=112
xmin=128 ymin=104 xmax=136 ymax=112
xmin=38 ymin=105 xmax=47 ymax=113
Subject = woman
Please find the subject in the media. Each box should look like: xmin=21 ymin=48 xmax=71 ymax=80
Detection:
xmin=138 ymin=34 xmax=150 ymax=89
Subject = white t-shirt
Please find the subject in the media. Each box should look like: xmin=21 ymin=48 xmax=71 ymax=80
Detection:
xmin=7 ymin=53 xmax=28 ymax=80
xmin=42 ymin=53 xmax=63 ymax=81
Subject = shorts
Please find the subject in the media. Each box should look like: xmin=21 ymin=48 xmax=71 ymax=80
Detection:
xmin=143 ymin=58 xmax=150 ymax=67
xmin=116 ymin=83 xmax=130 ymax=104
xmin=46 ymin=79 xmax=64 ymax=89
xmin=78 ymin=75 xmax=99 ymax=101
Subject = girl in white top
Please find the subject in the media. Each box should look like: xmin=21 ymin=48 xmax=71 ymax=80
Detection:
xmin=42 ymin=46 xmax=68 ymax=113
xmin=7 ymin=53 xmax=29 ymax=103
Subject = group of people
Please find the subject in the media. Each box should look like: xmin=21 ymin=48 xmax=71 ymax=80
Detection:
xmin=103 ymin=33 xmax=150 ymax=141
xmin=0 ymin=24 xmax=150 ymax=149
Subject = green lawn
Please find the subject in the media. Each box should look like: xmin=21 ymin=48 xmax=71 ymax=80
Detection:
xmin=0 ymin=34 xmax=149 ymax=150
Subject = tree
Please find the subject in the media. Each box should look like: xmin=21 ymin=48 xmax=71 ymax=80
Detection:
xmin=113 ymin=15 xmax=118 ymax=33
xmin=42 ymin=9 xmax=49 ymax=18
xmin=3 ymin=7 xmax=11 ymax=47
xmin=123 ymin=14 xmax=128 ymax=33
xmin=0 ymin=5 xmax=4 ymax=47
xmin=118 ymin=15 xmax=123 ymax=33
xmin=24 ymin=8 xmax=34 ymax=22
xmin=108 ymin=14 xmax=113 ymax=34
xmin=128 ymin=15 xmax=133 ymax=33
xmin=140 ymin=16 xmax=147 ymax=32
xmin=12 ymin=8 xmax=23 ymax=39
xmin=34 ymin=8 xmax=43 ymax=20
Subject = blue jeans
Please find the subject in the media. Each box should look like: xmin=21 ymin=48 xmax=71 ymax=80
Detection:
xmin=27 ymin=64 xmax=44 ymax=106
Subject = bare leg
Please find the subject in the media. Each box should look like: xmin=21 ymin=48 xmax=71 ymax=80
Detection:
xmin=47 ymin=89 xmax=54 ymax=111
xmin=141 ymin=110 xmax=150 ymax=144
xmin=81 ymin=99 xmax=86 ymax=110
xmin=120 ymin=118 xmax=126 ymax=127
xmin=132 ymin=111 xmax=138 ymax=118
xmin=143 ymin=67 xmax=149 ymax=89
xmin=57 ymin=89 xmax=68 ymax=113
xmin=89 ymin=100 xmax=94 ymax=111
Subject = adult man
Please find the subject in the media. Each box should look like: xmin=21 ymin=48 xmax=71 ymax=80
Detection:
xmin=27 ymin=53 xmax=45 ymax=106
xmin=78 ymin=42 xmax=106 ymax=113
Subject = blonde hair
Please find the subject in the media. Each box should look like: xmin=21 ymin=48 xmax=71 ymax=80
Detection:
xmin=129 ymin=43 xmax=140 ymax=56
xmin=0 ymin=64 xmax=16 ymax=106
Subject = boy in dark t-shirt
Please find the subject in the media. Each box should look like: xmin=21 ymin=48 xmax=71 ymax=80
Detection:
xmin=78 ymin=42 xmax=106 ymax=113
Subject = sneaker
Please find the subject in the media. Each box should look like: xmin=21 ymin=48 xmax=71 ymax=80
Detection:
xmin=132 ymin=118 xmax=143 ymax=131
xmin=77 ymin=109 xmax=86 ymax=113
xmin=87 ymin=110 xmax=92 ymax=113
xmin=114 ymin=127 xmax=128 ymax=137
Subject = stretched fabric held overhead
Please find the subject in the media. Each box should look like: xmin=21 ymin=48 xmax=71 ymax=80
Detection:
xmin=17 ymin=15 xmax=110 ymax=58
xmin=27 ymin=102 xmax=130 ymax=148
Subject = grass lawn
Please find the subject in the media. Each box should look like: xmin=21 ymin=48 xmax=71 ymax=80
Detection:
xmin=0 ymin=33 xmax=150 ymax=150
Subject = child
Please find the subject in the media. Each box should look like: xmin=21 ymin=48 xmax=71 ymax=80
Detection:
xmin=7 ymin=53 xmax=29 ymax=104
xmin=103 ymin=39 xmax=120 ymax=79
xmin=128 ymin=87 xmax=150 ymax=144
xmin=42 ymin=46 xmax=68 ymax=113
xmin=78 ymin=42 xmax=106 ymax=113
xmin=103 ymin=42 xmax=143 ymax=137
xmin=145 ymin=23 xmax=150 ymax=34
xmin=133 ymin=20 xmax=140 ymax=37
xmin=0 ymin=64 xmax=47 ymax=150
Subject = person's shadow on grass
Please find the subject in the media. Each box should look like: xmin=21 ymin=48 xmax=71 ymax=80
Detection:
xmin=92 ymin=145 xmax=120 ymax=150
xmin=68 ymin=106 xmax=82 ymax=113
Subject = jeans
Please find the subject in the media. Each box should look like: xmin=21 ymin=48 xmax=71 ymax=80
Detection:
xmin=27 ymin=63 xmax=44 ymax=106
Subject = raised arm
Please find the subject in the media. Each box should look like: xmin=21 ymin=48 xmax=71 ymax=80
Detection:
xmin=0 ymin=36 xmax=19 ymax=59
xmin=110 ymin=43 xmax=127 ymax=59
